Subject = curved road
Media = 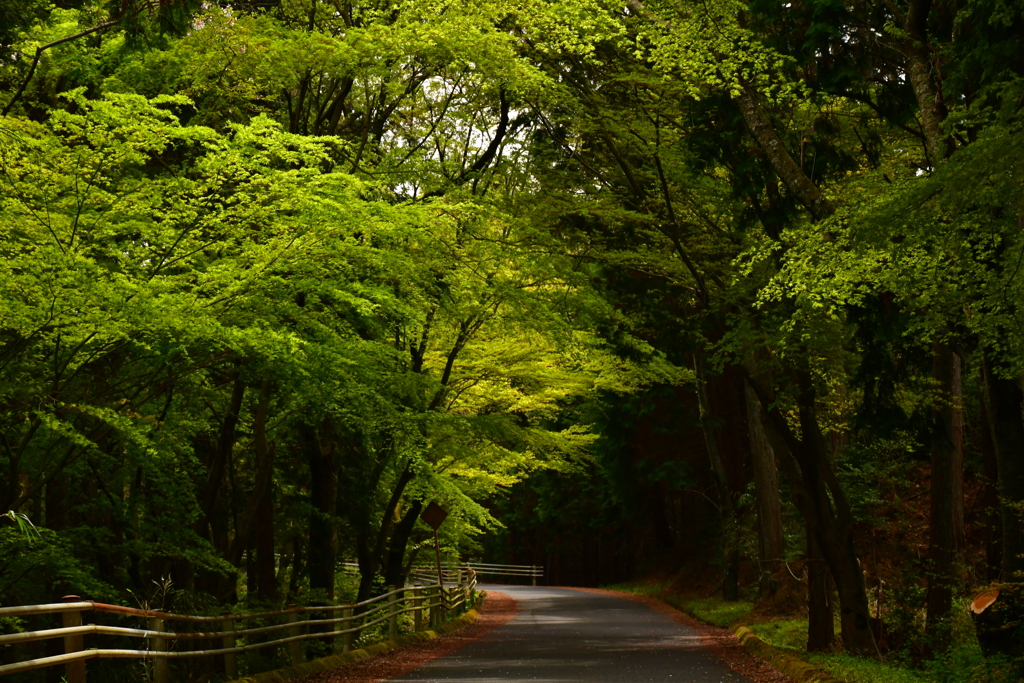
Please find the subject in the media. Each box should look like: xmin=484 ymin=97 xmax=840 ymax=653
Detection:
xmin=390 ymin=585 xmax=745 ymax=683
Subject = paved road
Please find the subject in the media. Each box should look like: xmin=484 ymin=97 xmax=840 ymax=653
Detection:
xmin=389 ymin=585 xmax=744 ymax=683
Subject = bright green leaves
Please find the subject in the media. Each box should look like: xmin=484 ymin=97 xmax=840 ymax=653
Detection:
xmin=631 ymin=0 xmax=805 ymax=103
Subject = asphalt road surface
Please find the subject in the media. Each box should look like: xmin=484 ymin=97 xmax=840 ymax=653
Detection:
xmin=388 ymin=585 xmax=745 ymax=683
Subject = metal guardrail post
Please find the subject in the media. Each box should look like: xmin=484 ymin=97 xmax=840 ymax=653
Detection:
xmin=222 ymin=616 xmax=237 ymax=679
xmin=61 ymin=595 xmax=86 ymax=683
xmin=332 ymin=606 xmax=341 ymax=650
xmin=148 ymin=616 xmax=169 ymax=683
xmin=286 ymin=611 xmax=303 ymax=666
xmin=388 ymin=587 xmax=399 ymax=640
xmin=342 ymin=607 xmax=353 ymax=653
xmin=413 ymin=589 xmax=423 ymax=631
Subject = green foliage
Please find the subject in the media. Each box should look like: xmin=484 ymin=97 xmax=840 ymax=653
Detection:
xmin=668 ymin=595 xmax=756 ymax=628
xmin=0 ymin=527 xmax=115 ymax=603
xmin=749 ymin=619 xmax=808 ymax=651
xmin=807 ymin=653 xmax=931 ymax=683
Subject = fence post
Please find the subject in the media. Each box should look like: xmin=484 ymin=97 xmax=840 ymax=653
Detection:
xmin=532 ymin=566 xmax=538 ymax=586
xmin=222 ymin=616 xmax=237 ymax=680
xmin=61 ymin=595 xmax=86 ymax=683
xmin=413 ymin=589 xmax=423 ymax=632
xmin=342 ymin=607 xmax=353 ymax=653
xmin=437 ymin=585 xmax=447 ymax=625
xmin=286 ymin=610 xmax=304 ymax=666
xmin=388 ymin=586 xmax=399 ymax=640
xmin=148 ymin=616 xmax=169 ymax=683
xmin=332 ymin=605 xmax=341 ymax=651
xmin=443 ymin=584 xmax=450 ymax=622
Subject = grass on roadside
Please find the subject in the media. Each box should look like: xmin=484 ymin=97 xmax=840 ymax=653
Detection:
xmin=747 ymin=618 xmax=806 ymax=651
xmin=806 ymin=652 xmax=930 ymax=683
xmin=602 ymin=585 xmax=1004 ymax=683
xmin=667 ymin=596 xmax=755 ymax=628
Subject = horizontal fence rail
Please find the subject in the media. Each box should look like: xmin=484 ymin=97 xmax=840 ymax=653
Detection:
xmin=341 ymin=561 xmax=544 ymax=585
xmin=463 ymin=563 xmax=544 ymax=582
xmin=0 ymin=571 xmax=476 ymax=682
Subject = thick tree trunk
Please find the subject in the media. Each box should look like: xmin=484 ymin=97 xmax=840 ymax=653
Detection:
xmin=253 ymin=381 xmax=277 ymax=603
xmin=952 ymin=355 xmax=965 ymax=559
xmin=807 ymin=527 xmax=835 ymax=651
xmin=746 ymin=382 xmax=785 ymax=596
xmin=978 ymin=394 xmax=1001 ymax=581
xmin=306 ymin=424 xmax=339 ymax=602
xmin=198 ymin=377 xmax=246 ymax=533
xmin=227 ymin=381 xmax=276 ymax=603
xmin=734 ymin=88 xmax=835 ymax=221
xmin=254 ymin=497 xmax=276 ymax=602
xmin=384 ymin=500 xmax=424 ymax=587
xmin=903 ymin=0 xmax=949 ymax=166
xmin=357 ymin=465 xmax=416 ymax=604
xmin=978 ymin=368 xmax=1024 ymax=581
xmin=905 ymin=49 xmax=945 ymax=165
xmin=977 ymin=360 xmax=1024 ymax=656
xmin=694 ymin=354 xmax=740 ymax=601
xmin=747 ymin=369 xmax=878 ymax=656
xmin=926 ymin=345 xmax=962 ymax=650
xmin=983 ymin=368 xmax=1024 ymax=581
xmin=794 ymin=371 xmax=876 ymax=656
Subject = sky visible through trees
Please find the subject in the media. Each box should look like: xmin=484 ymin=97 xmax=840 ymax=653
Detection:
xmin=1 ymin=0 xmax=1023 ymax=680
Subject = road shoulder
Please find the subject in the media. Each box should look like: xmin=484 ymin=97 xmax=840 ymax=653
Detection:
xmin=565 ymin=587 xmax=837 ymax=683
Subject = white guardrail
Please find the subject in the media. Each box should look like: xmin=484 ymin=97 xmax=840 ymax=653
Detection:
xmin=340 ymin=561 xmax=544 ymax=585
xmin=0 ymin=571 xmax=476 ymax=682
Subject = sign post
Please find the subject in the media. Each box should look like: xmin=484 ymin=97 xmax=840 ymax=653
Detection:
xmin=420 ymin=502 xmax=449 ymax=591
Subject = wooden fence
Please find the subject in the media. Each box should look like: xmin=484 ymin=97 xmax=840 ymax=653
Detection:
xmin=0 ymin=571 xmax=476 ymax=682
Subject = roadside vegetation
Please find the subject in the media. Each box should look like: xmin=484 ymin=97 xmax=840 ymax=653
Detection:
xmin=607 ymin=578 xmax=1005 ymax=683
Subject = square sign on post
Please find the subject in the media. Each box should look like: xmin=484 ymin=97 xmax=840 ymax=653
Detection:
xmin=420 ymin=502 xmax=449 ymax=590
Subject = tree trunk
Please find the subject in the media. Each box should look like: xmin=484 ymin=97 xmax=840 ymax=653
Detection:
xmin=197 ymin=377 xmax=246 ymax=533
xmin=905 ymin=49 xmax=946 ymax=165
xmin=983 ymin=366 xmax=1024 ymax=581
xmin=807 ymin=527 xmax=835 ymax=651
xmin=952 ymin=354 xmax=965 ymax=561
xmin=746 ymin=382 xmax=785 ymax=596
xmin=287 ymin=536 xmax=304 ymax=603
xmin=306 ymin=423 xmax=339 ymax=602
xmin=926 ymin=344 xmax=961 ymax=650
xmin=357 ymin=465 xmax=416 ymax=604
xmin=902 ymin=0 xmax=949 ymax=166
xmin=228 ymin=378 xmax=276 ymax=602
xmin=746 ymin=368 xmax=879 ymax=656
xmin=253 ymin=381 xmax=277 ymax=604
xmin=694 ymin=354 xmax=740 ymax=601
xmin=978 ymin=393 xmax=1001 ymax=581
xmin=976 ymin=360 xmax=1024 ymax=656
xmin=384 ymin=500 xmax=424 ymax=587
xmin=734 ymin=88 xmax=836 ymax=221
